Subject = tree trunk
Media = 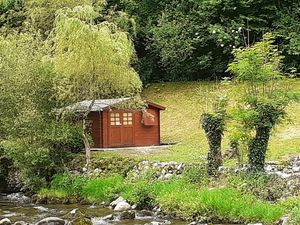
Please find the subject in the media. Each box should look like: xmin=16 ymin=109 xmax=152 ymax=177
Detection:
xmin=82 ymin=124 xmax=91 ymax=169
xmin=82 ymin=99 xmax=96 ymax=169
xmin=248 ymin=126 xmax=271 ymax=172
xmin=201 ymin=114 xmax=224 ymax=176
xmin=207 ymin=130 xmax=223 ymax=176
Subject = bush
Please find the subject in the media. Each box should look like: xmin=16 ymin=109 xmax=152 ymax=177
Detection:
xmin=90 ymin=157 xmax=139 ymax=177
xmin=228 ymin=172 xmax=288 ymax=201
xmin=182 ymin=166 xmax=209 ymax=185
xmin=122 ymin=180 xmax=155 ymax=209
xmin=279 ymin=196 xmax=300 ymax=225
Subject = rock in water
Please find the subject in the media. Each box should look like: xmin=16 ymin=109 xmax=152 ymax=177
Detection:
xmin=101 ymin=214 xmax=114 ymax=221
xmin=13 ymin=222 xmax=28 ymax=225
xmin=0 ymin=218 xmax=11 ymax=225
xmin=70 ymin=218 xmax=92 ymax=225
xmin=6 ymin=193 xmax=31 ymax=204
xmin=35 ymin=217 xmax=65 ymax=225
xmin=114 ymin=201 xmax=131 ymax=211
xmin=119 ymin=211 xmax=135 ymax=220
xmin=145 ymin=221 xmax=171 ymax=225
xmin=110 ymin=196 xmax=125 ymax=207
xmin=63 ymin=209 xmax=92 ymax=225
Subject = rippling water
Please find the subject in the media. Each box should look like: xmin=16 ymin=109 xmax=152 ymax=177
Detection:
xmin=0 ymin=194 xmax=187 ymax=225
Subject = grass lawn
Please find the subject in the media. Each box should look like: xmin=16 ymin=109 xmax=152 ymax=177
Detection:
xmin=93 ymin=80 xmax=300 ymax=163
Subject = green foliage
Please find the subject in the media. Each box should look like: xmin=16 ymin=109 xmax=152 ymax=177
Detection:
xmin=156 ymin=185 xmax=282 ymax=224
xmin=81 ymin=175 xmax=124 ymax=202
xmin=279 ymin=196 xmax=300 ymax=225
xmin=39 ymin=172 xmax=285 ymax=224
xmin=228 ymin=33 xmax=298 ymax=171
xmin=1 ymin=0 xmax=300 ymax=82
xmin=228 ymin=172 xmax=288 ymax=201
xmin=122 ymin=180 xmax=155 ymax=209
xmin=53 ymin=5 xmax=142 ymax=103
xmin=182 ymin=166 xmax=209 ymax=185
xmin=43 ymin=173 xmax=125 ymax=202
xmin=201 ymin=95 xmax=228 ymax=175
xmin=0 ymin=1 xmax=142 ymax=191
xmin=50 ymin=173 xmax=86 ymax=196
xmin=38 ymin=188 xmax=68 ymax=198
xmin=25 ymin=0 xmax=95 ymax=37
xmin=90 ymin=157 xmax=139 ymax=177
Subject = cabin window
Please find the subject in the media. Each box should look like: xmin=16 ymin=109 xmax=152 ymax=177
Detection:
xmin=123 ymin=112 xmax=133 ymax=125
xmin=110 ymin=113 xmax=121 ymax=125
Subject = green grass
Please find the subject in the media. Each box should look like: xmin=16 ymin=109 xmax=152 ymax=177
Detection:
xmin=156 ymin=186 xmax=282 ymax=224
xmin=39 ymin=174 xmax=284 ymax=224
xmin=93 ymin=80 xmax=300 ymax=163
xmin=81 ymin=175 xmax=124 ymax=202
xmin=38 ymin=188 xmax=68 ymax=198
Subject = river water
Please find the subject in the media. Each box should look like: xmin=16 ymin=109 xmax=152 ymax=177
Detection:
xmin=0 ymin=194 xmax=240 ymax=225
xmin=0 ymin=194 xmax=187 ymax=225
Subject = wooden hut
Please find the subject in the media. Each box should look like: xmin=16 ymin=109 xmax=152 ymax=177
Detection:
xmin=73 ymin=98 xmax=165 ymax=148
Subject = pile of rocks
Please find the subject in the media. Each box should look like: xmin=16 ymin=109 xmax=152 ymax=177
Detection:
xmin=127 ymin=160 xmax=199 ymax=180
xmin=265 ymin=156 xmax=300 ymax=178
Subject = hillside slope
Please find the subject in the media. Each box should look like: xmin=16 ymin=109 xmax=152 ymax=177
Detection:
xmin=142 ymin=81 xmax=300 ymax=163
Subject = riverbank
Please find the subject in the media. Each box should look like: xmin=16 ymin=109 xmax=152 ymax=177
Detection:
xmin=31 ymin=156 xmax=300 ymax=225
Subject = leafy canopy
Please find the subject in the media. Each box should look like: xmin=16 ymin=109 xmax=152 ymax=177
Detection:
xmin=53 ymin=5 xmax=142 ymax=103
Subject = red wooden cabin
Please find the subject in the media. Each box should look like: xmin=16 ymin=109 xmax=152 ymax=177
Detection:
xmin=76 ymin=98 xmax=165 ymax=148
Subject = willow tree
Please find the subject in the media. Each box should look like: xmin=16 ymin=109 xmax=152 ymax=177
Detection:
xmin=52 ymin=5 xmax=142 ymax=167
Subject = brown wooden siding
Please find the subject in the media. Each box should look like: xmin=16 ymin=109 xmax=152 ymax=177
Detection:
xmin=88 ymin=106 xmax=162 ymax=148
xmin=134 ymin=107 xmax=160 ymax=146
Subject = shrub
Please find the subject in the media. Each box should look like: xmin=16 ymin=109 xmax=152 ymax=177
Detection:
xmin=90 ymin=157 xmax=139 ymax=177
xmin=182 ymin=166 xmax=209 ymax=185
xmin=122 ymin=180 xmax=157 ymax=209
xmin=228 ymin=172 xmax=288 ymax=201
xmin=279 ymin=196 xmax=300 ymax=225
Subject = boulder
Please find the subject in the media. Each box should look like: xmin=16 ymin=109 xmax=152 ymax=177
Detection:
xmin=13 ymin=222 xmax=28 ymax=225
xmin=35 ymin=217 xmax=65 ymax=225
xmin=164 ymin=174 xmax=173 ymax=180
xmin=280 ymin=216 xmax=289 ymax=225
xmin=136 ymin=210 xmax=153 ymax=218
xmin=0 ymin=219 xmax=11 ymax=225
xmin=118 ymin=211 xmax=135 ymax=220
xmin=188 ymin=223 xmax=208 ymax=225
xmin=145 ymin=221 xmax=171 ymax=225
xmin=101 ymin=214 xmax=114 ymax=221
xmin=109 ymin=196 xmax=125 ymax=207
xmin=63 ymin=209 xmax=92 ymax=225
xmin=6 ymin=193 xmax=31 ymax=204
xmin=69 ymin=218 xmax=92 ymax=225
xmin=114 ymin=201 xmax=131 ymax=211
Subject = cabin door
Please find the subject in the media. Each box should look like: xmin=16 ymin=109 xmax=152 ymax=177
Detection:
xmin=109 ymin=112 xmax=134 ymax=147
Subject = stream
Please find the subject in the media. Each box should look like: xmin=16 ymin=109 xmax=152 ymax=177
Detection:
xmin=0 ymin=194 xmax=239 ymax=225
xmin=0 ymin=194 xmax=187 ymax=225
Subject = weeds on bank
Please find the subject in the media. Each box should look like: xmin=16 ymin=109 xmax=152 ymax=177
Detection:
xmin=38 ymin=172 xmax=283 ymax=224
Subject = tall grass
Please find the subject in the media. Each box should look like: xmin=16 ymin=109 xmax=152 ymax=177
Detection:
xmin=39 ymin=173 xmax=283 ymax=224
xmin=81 ymin=175 xmax=125 ymax=202
xmin=156 ymin=186 xmax=283 ymax=224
